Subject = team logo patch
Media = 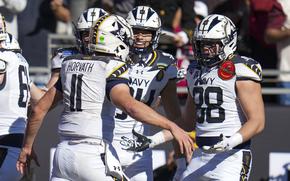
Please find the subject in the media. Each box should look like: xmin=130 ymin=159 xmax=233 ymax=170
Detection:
xmin=218 ymin=60 xmax=235 ymax=80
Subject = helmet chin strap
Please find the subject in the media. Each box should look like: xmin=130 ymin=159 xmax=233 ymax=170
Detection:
xmin=82 ymin=46 xmax=89 ymax=55
xmin=133 ymin=47 xmax=152 ymax=54
xmin=200 ymin=55 xmax=223 ymax=68
xmin=130 ymin=47 xmax=153 ymax=64
xmin=131 ymin=45 xmax=152 ymax=55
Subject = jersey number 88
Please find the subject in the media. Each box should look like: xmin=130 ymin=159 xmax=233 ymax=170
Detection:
xmin=193 ymin=86 xmax=225 ymax=123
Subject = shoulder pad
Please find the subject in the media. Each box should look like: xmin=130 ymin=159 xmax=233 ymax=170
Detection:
xmin=53 ymin=47 xmax=79 ymax=57
xmin=155 ymin=50 xmax=176 ymax=69
xmin=92 ymin=55 xmax=115 ymax=63
xmin=232 ymin=55 xmax=262 ymax=82
xmin=0 ymin=49 xmax=17 ymax=56
xmin=63 ymin=54 xmax=83 ymax=62
xmin=87 ymin=55 xmax=112 ymax=63
xmin=63 ymin=54 xmax=112 ymax=64
xmin=0 ymin=51 xmax=20 ymax=64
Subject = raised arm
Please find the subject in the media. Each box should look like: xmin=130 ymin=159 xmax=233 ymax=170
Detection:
xmin=110 ymin=83 xmax=194 ymax=161
xmin=29 ymin=82 xmax=47 ymax=106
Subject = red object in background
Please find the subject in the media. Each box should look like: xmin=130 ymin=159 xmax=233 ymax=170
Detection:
xmin=249 ymin=0 xmax=285 ymax=48
xmin=176 ymin=61 xmax=188 ymax=98
xmin=176 ymin=45 xmax=194 ymax=97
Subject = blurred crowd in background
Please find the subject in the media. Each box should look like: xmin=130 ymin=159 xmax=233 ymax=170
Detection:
xmin=2 ymin=0 xmax=290 ymax=105
xmin=1 ymin=0 xmax=290 ymax=180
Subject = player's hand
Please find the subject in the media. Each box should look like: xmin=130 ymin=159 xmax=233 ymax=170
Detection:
xmin=212 ymin=134 xmax=232 ymax=152
xmin=170 ymin=123 xmax=194 ymax=163
xmin=202 ymin=133 xmax=243 ymax=153
xmin=202 ymin=134 xmax=233 ymax=153
xmin=16 ymin=146 xmax=40 ymax=175
xmin=124 ymin=129 xmax=152 ymax=152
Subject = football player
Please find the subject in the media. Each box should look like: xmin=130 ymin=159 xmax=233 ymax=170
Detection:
xmin=110 ymin=6 xmax=192 ymax=181
xmin=180 ymin=14 xmax=265 ymax=181
xmin=125 ymin=14 xmax=265 ymax=181
xmin=45 ymin=7 xmax=108 ymax=89
xmin=16 ymin=14 xmax=194 ymax=181
xmin=0 ymin=14 xmax=44 ymax=181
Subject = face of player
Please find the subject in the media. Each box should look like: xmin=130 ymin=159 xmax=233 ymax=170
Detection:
xmin=133 ymin=29 xmax=153 ymax=49
xmin=81 ymin=31 xmax=90 ymax=50
xmin=196 ymin=40 xmax=222 ymax=59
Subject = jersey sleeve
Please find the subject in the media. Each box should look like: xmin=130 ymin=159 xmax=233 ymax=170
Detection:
xmin=234 ymin=56 xmax=263 ymax=82
xmin=106 ymin=58 xmax=129 ymax=81
xmin=166 ymin=64 xmax=178 ymax=79
xmin=1 ymin=51 xmax=22 ymax=72
xmin=186 ymin=60 xmax=200 ymax=96
xmin=156 ymin=50 xmax=177 ymax=79
xmin=51 ymin=48 xmax=79 ymax=70
xmin=105 ymin=58 xmax=129 ymax=99
xmin=51 ymin=53 xmax=63 ymax=70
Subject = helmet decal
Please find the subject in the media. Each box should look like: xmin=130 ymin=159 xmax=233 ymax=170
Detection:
xmin=92 ymin=15 xmax=110 ymax=45
xmin=89 ymin=15 xmax=133 ymax=61
xmin=111 ymin=21 xmax=130 ymax=43
xmin=131 ymin=6 xmax=156 ymax=24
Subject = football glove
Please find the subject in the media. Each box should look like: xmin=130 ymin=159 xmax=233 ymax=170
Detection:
xmin=202 ymin=133 xmax=243 ymax=153
xmin=125 ymin=129 xmax=152 ymax=152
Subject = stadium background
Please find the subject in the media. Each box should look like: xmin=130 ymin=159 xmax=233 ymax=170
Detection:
xmin=11 ymin=0 xmax=290 ymax=180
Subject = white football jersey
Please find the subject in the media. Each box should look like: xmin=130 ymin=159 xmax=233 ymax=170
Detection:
xmin=187 ymin=55 xmax=262 ymax=137
xmin=0 ymin=51 xmax=31 ymax=135
xmin=57 ymin=55 xmax=129 ymax=140
xmin=113 ymin=50 xmax=178 ymax=141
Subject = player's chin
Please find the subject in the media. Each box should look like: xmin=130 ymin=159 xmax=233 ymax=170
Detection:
xmin=133 ymin=43 xmax=147 ymax=48
xmin=134 ymin=46 xmax=146 ymax=49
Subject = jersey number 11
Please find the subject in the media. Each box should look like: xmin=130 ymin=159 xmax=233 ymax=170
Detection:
xmin=70 ymin=74 xmax=83 ymax=112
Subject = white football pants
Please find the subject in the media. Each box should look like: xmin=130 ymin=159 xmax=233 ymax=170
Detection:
xmin=112 ymin=140 xmax=153 ymax=181
xmin=181 ymin=148 xmax=252 ymax=181
xmin=51 ymin=140 xmax=115 ymax=181
xmin=0 ymin=146 xmax=22 ymax=181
